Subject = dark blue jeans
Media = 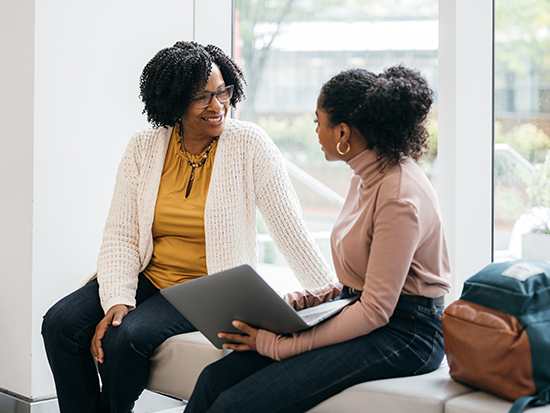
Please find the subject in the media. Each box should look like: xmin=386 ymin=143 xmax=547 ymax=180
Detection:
xmin=41 ymin=274 xmax=195 ymax=413
xmin=185 ymin=296 xmax=445 ymax=413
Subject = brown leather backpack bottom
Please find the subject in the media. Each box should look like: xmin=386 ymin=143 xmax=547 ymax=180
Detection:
xmin=442 ymin=300 xmax=536 ymax=401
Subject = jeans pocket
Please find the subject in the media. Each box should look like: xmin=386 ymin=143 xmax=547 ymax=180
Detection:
xmin=392 ymin=303 xmax=420 ymax=321
xmin=393 ymin=310 xmax=417 ymax=321
xmin=413 ymin=328 xmax=445 ymax=375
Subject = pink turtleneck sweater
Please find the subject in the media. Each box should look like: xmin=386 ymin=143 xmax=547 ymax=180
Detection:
xmin=256 ymin=149 xmax=451 ymax=361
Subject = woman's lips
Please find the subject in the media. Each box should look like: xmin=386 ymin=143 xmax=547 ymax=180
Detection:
xmin=202 ymin=115 xmax=224 ymax=125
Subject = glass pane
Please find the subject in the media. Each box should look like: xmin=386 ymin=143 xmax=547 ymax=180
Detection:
xmin=234 ymin=0 xmax=439 ymax=268
xmin=494 ymin=0 xmax=550 ymax=261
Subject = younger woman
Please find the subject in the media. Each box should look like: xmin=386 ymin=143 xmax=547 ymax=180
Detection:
xmin=184 ymin=65 xmax=452 ymax=413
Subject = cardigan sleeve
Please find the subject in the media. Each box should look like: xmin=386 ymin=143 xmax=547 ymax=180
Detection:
xmin=252 ymin=136 xmax=336 ymax=289
xmin=283 ymin=283 xmax=343 ymax=310
xmin=96 ymin=134 xmax=143 ymax=313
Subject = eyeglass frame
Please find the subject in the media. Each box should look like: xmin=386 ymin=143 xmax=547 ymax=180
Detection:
xmin=191 ymin=85 xmax=234 ymax=108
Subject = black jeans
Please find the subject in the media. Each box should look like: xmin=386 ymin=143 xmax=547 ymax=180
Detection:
xmin=41 ymin=274 xmax=195 ymax=413
xmin=185 ymin=296 xmax=445 ymax=413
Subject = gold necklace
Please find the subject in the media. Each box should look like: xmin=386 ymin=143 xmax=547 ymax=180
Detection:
xmin=182 ymin=137 xmax=218 ymax=168
xmin=180 ymin=124 xmax=218 ymax=198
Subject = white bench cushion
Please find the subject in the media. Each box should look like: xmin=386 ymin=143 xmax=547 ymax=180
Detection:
xmin=445 ymin=392 xmax=550 ymax=413
xmin=307 ymin=361 xmax=474 ymax=413
xmin=147 ymin=332 xmax=477 ymax=413
xmin=147 ymin=332 xmax=231 ymax=400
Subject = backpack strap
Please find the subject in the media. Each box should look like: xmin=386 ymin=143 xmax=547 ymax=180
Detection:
xmin=509 ymin=387 xmax=550 ymax=413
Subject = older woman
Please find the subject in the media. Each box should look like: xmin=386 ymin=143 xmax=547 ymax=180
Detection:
xmin=41 ymin=41 xmax=333 ymax=413
xmin=184 ymin=65 xmax=452 ymax=413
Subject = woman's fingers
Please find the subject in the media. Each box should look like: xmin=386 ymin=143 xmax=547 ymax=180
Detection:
xmin=218 ymin=321 xmax=259 ymax=352
xmin=91 ymin=305 xmax=129 ymax=363
xmin=232 ymin=320 xmax=258 ymax=338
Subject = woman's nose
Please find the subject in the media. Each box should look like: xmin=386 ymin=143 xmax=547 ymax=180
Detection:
xmin=207 ymin=94 xmax=224 ymax=111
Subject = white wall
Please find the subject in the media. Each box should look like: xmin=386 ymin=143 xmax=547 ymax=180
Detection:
xmin=0 ymin=0 xmax=231 ymax=400
xmin=0 ymin=0 xmax=35 ymax=400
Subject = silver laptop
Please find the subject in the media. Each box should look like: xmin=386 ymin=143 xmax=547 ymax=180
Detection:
xmin=160 ymin=264 xmax=358 ymax=349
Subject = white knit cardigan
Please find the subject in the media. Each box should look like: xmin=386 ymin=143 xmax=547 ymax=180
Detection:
xmin=96 ymin=118 xmax=334 ymax=312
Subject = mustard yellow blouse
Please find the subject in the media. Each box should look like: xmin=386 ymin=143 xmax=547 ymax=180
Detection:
xmin=143 ymin=125 xmax=218 ymax=289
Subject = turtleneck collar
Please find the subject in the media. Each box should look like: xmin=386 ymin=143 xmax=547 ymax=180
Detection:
xmin=346 ymin=149 xmax=389 ymax=188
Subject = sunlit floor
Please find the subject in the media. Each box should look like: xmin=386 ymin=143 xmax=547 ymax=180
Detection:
xmin=0 ymin=389 xmax=185 ymax=413
xmin=133 ymin=390 xmax=185 ymax=413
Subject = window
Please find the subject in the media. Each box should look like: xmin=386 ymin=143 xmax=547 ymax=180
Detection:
xmin=494 ymin=0 xmax=550 ymax=261
xmin=234 ymin=0 xmax=439 ymax=270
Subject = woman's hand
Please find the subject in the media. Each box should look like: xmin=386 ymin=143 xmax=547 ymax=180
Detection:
xmin=91 ymin=304 xmax=129 ymax=364
xmin=218 ymin=321 xmax=259 ymax=352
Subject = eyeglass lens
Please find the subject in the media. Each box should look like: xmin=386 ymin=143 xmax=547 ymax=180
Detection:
xmin=193 ymin=85 xmax=234 ymax=108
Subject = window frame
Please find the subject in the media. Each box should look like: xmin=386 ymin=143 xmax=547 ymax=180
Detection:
xmin=438 ymin=0 xmax=494 ymax=300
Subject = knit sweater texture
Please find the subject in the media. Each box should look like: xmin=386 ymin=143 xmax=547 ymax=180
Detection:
xmin=96 ymin=118 xmax=334 ymax=312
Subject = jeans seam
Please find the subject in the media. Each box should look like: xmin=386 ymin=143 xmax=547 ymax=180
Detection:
xmin=73 ymin=337 xmax=97 ymax=413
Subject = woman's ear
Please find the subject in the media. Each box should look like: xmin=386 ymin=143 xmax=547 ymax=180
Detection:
xmin=338 ymin=123 xmax=351 ymax=140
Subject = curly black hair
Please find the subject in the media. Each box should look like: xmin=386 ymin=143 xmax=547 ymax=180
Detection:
xmin=318 ymin=65 xmax=433 ymax=167
xmin=139 ymin=41 xmax=246 ymax=128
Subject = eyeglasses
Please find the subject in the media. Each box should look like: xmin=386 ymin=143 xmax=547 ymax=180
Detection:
xmin=192 ymin=85 xmax=234 ymax=108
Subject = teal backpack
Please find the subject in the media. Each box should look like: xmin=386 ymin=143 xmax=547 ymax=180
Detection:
xmin=442 ymin=259 xmax=550 ymax=413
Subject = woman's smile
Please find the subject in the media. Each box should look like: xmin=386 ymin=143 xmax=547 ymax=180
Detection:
xmin=201 ymin=114 xmax=224 ymax=126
